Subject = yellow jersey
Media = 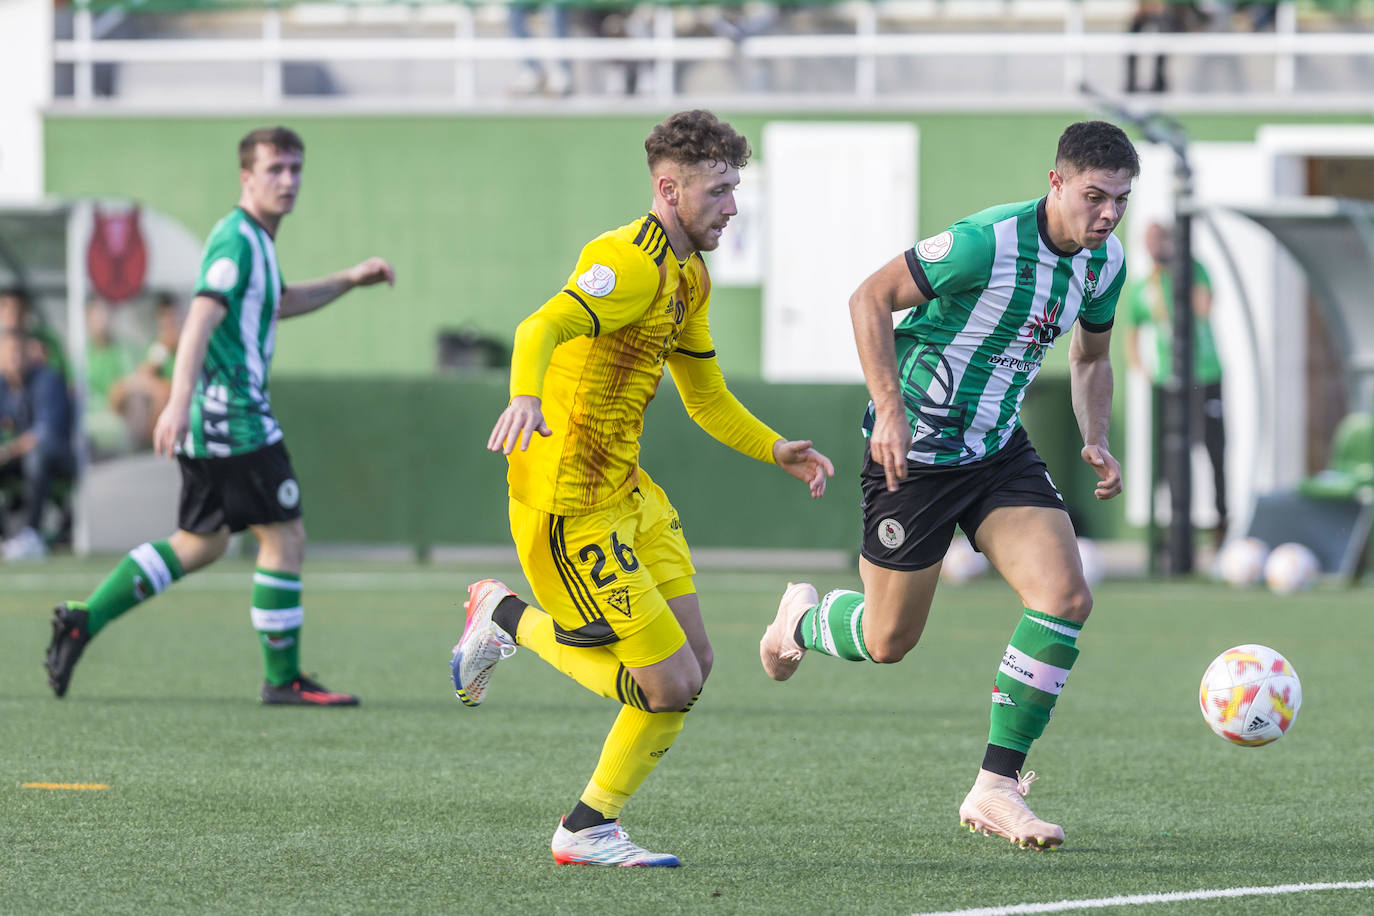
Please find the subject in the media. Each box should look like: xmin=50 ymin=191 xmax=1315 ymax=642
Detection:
xmin=507 ymin=212 xmax=780 ymax=516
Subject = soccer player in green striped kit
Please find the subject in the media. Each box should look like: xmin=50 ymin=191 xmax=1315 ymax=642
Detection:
xmin=761 ymin=121 xmax=1139 ymax=849
xmin=45 ymin=126 xmax=394 ymax=705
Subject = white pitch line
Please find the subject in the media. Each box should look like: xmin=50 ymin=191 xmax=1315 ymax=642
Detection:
xmin=913 ymin=880 xmax=1374 ymax=916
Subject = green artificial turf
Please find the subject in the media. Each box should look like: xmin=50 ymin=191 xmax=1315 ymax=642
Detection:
xmin=3 ymin=558 xmax=1372 ymax=915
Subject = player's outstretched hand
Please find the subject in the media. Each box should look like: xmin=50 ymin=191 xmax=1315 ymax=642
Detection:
xmin=349 ymin=257 xmax=395 ymax=288
xmin=773 ymin=439 xmax=835 ymax=499
xmin=488 ymin=394 xmax=551 ymax=454
xmin=1081 ymin=442 xmax=1122 ymax=500
xmin=151 ymin=402 xmax=189 ymax=459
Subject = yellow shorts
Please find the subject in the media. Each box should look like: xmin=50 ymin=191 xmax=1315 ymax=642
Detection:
xmin=509 ymin=469 xmax=696 ymax=668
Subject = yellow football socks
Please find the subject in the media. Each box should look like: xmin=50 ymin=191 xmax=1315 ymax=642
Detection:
xmin=579 ymin=705 xmax=687 ymax=819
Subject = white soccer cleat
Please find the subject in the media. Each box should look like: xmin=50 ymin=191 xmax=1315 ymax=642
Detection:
xmin=759 ymin=582 xmax=817 ymax=681
xmin=550 ymin=818 xmax=681 ymax=867
xmin=450 ymin=579 xmax=517 ymax=708
xmin=958 ymin=769 xmax=1064 ymax=850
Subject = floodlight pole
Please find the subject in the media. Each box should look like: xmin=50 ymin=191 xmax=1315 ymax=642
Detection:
xmin=1081 ymin=85 xmax=1195 ymax=574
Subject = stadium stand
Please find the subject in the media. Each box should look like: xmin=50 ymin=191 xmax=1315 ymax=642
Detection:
xmin=49 ymin=0 xmax=1374 ymax=107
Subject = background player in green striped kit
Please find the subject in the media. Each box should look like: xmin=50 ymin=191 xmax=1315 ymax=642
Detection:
xmin=761 ymin=121 xmax=1139 ymax=850
xmin=44 ymin=126 xmax=395 ymax=705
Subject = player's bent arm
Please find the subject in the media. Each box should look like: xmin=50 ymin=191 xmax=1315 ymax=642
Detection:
xmin=490 ymin=294 xmax=597 ymax=453
xmin=279 ymin=257 xmax=394 ymax=319
xmin=850 ymin=253 xmax=927 ymax=490
xmin=665 ymin=352 xmax=780 ymax=463
xmin=508 ymin=294 xmax=597 ymax=398
xmin=666 ymin=353 xmax=833 ymax=497
xmin=151 ymin=295 xmax=225 ymax=457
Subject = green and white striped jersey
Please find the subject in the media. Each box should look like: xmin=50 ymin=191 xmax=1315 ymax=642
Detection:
xmin=863 ymin=197 xmax=1126 ymax=466
xmin=183 ymin=207 xmax=285 ymax=458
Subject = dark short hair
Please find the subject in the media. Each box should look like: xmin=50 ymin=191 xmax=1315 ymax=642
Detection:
xmin=1056 ymin=121 xmax=1140 ymax=178
xmin=645 ymin=110 xmax=751 ymax=172
xmin=238 ymin=126 xmax=305 ymax=170
xmin=0 ymin=287 xmax=31 ymax=309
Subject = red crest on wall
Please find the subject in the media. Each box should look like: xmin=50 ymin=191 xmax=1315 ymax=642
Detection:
xmin=87 ymin=205 xmax=148 ymax=303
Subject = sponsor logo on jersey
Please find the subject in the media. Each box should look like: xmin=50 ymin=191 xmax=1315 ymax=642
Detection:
xmin=1016 ymin=260 xmax=1036 ymax=287
xmin=987 ymin=354 xmax=1040 ymax=373
xmin=576 ymin=263 xmax=617 ymax=297
xmin=1021 ymin=297 xmax=1064 ymax=362
xmin=915 ymin=231 xmax=954 ymax=263
xmin=204 ymin=257 xmax=239 ymax=293
xmin=277 ymin=479 xmax=300 ymax=509
xmin=877 ymin=518 xmax=906 ymax=549
xmin=1083 ymin=265 xmax=1099 ymax=297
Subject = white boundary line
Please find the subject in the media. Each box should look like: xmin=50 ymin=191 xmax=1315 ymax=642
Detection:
xmin=913 ymin=881 xmax=1374 ymax=916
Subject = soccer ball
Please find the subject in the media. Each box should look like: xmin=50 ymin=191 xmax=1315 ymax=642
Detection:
xmin=939 ymin=534 xmax=988 ymax=585
xmin=1264 ymin=542 xmax=1320 ymax=594
xmin=1216 ymin=537 xmax=1269 ymax=586
xmin=1199 ymin=644 xmax=1302 ymax=747
xmin=1076 ymin=537 xmax=1104 ymax=586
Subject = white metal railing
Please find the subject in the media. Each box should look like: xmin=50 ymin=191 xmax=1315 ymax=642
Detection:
xmin=49 ymin=2 xmax=1374 ymax=110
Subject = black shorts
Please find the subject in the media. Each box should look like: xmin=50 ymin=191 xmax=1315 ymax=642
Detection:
xmin=860 ymin=427 xmax=1066 ymax=571
xmin=177 ymin=439 xmax=303 ymax=534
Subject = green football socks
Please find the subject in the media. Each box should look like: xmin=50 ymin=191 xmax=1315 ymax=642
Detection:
xmin=83 ymin=540 xmax=185 ymax=636
xmin=252 ymin=568 xmax=303 ymax=686
xmin=987 ymin=608 xmax=1082 ymax=754
xmin=796 ymin=589 xmax=872 ymax=662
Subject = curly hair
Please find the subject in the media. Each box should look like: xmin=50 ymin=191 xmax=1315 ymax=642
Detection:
xmin=645 ymin=110 xmax=751 ymax=172
xmin=1055 ymin=121 xmax=1140 ymax=178
xmin=238 ymin=126 xmax=305 ymax=170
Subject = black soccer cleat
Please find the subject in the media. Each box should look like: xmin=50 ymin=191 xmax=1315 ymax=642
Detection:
xmin=45 ymin=603 xmax=92 ymax=698
xmin=260 ymin=674 xmax=360 ymax=707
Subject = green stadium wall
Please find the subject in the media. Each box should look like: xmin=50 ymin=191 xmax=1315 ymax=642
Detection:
xmin=45 ymin=111 xmax=1374 ymax=546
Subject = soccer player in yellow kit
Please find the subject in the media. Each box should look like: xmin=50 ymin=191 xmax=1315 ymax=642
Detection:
xmin=451 ymin=109 xmax=834 ymax=867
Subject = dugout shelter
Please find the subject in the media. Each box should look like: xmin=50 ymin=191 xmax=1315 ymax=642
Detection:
xmin=0 ymin=200 xmax=202 ymax=555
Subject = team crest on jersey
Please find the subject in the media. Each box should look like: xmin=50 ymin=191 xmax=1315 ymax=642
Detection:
xmin=915 ymin=231 xmax=954 ymax=263
xmin=877 ymin=518 xmax=906 ymax=549
xmin=277 ymin=479 xmax=300 ymax=509
xmin=1083 ymin=266 xmax=1099 ymax=298
xmin=576 ymin=263 xmax=617 ymax=297
xmin=606 ymin=586 xmax=632 ymax=618
xmin=205 ymin=257 xmax=239 ymax=293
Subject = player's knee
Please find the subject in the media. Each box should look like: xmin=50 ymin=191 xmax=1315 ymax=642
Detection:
xmin=1043 ymin=586 xmax=1093 ymax=624
xmin=644 ymin=674 xmax=702 ymax=713
xmin=694 ymin=644 xmax=714 ymax=683
xmin=866 ymin=634 xmax=916 ymax=664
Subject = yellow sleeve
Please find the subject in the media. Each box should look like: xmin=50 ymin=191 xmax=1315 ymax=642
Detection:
xmin=666 ymin=349 xmax=781 ymax=465
xmin=508 ymin=292 xmax=594 ymax=399
xmin=509 ymin=235 xmax=662 ymax=399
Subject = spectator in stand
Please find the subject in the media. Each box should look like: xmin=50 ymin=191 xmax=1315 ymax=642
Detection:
xmin=0 ymin=287 xmax=69 ymax=382
xmin=1125 ymin=1 xmax=1203 ymax=93
xmin=0 ymin=328 xmax=76 ymax=560
xmin=507 ymin=3 xmax=572 ymax=96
